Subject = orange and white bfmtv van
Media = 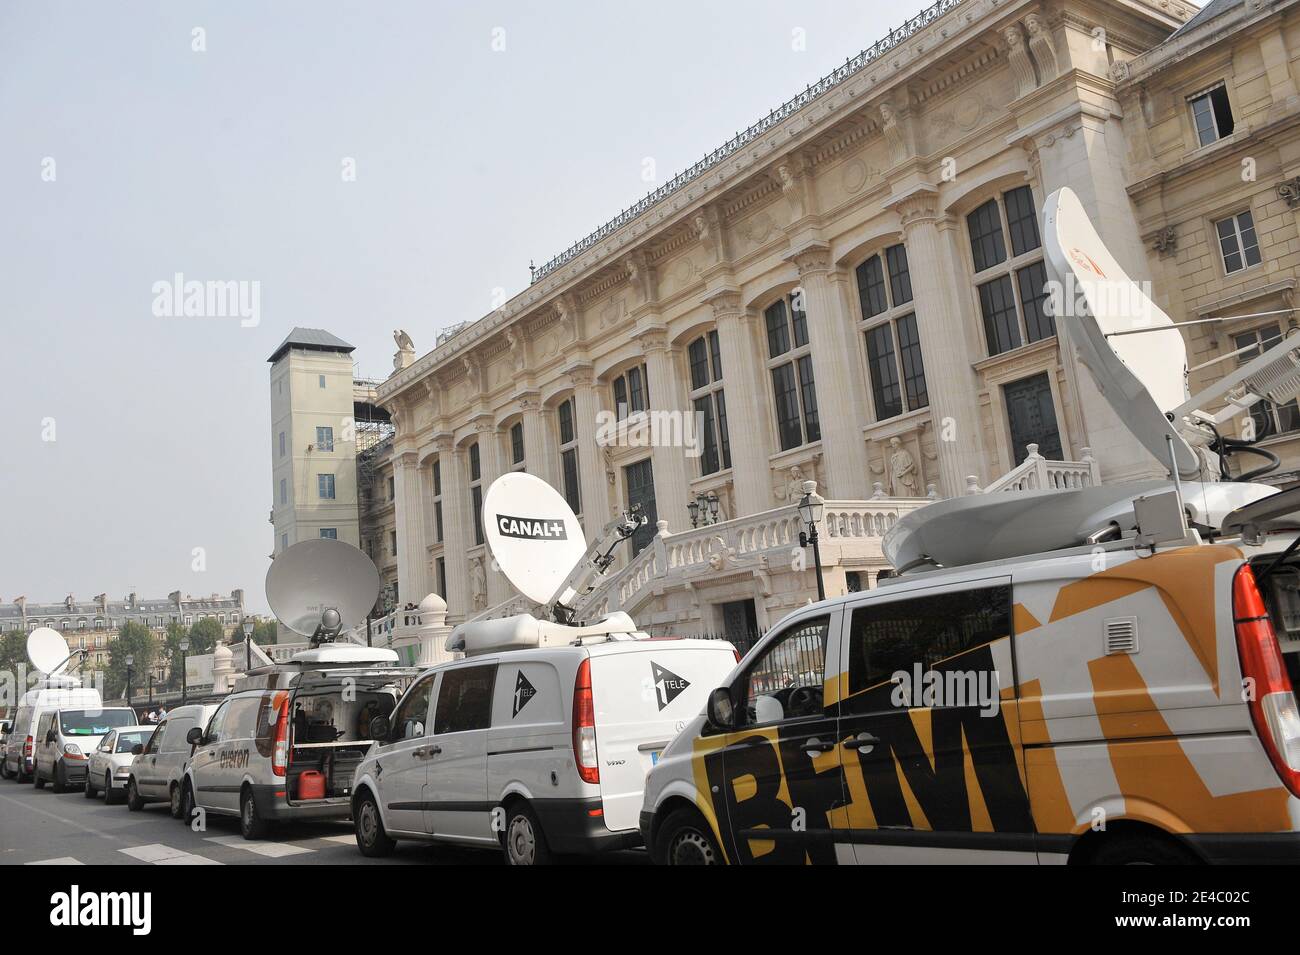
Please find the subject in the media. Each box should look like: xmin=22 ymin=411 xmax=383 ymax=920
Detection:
xmin=637 ymin=189 xmax=1300 ymax=865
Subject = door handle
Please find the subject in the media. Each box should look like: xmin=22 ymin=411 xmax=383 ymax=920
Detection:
xmin=427 ymin=745 xmax=442 ymax=757
xmin=802 ymin=738 xmax=836 ymax=757
xmin=842 ymin=732 xmax=879 ymax=753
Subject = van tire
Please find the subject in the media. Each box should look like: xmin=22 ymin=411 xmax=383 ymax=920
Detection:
xmin=16 ymin=764 xmax=31 ymax=784
xmin=655 ymin=808 xmax=723 ymax=865
xmin=51 ymin=761 xmax=68 ymax=793
xmin=501 ymin=802 xmax=552 ymax=866
xmin=105 ymin=774 xmax=123 ymax=805
xmin=240 ymin=788 xmax=270 ymax=840
xmin=169 ymin=783 xmax=183 ymax=819
xmin=354 ymin=792 xmax=395 ymax=857
xmin=179 ymin=780 xmax=196 ymax=825
xmin=33 ymin=764 xmax=45 ymax=789
xmin=1089 ymin=834 xmax=1201 ymax=866
xmin=126 ymin=778 xmax=145 ymax=812
xmin=84 ymin=775 xmax=96 ymax=799
xmin=0 ymin=759 xmax=10 ymax=780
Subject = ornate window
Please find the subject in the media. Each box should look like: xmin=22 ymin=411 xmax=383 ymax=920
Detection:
xmin=611 ymin=364 xmax=649 ymax=420
xmin=856 ymin=243 xmax=928 ymax=420
xmin=967 ymin=185 xmax=1052 ymax=357
xmin=468 ymin=442 xmax=483 ymax=546
xmin=687 ymin=331 xmax=731 ymax=474
xmin=764 ymin=294 xmax=820 ymax=451
xmin=1216 ymin=211 xmax=1261 ymax=274
xmin=557 ymin=397 xmax=581 ymax=516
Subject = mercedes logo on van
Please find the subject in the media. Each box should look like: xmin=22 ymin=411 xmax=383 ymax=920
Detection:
xmin=512 ymin=671 xmax=537 ymax=717
xmin=651 ymin=662 xmax=690 ymax=711
xmin=496 ymin=514 xmax=568 ymax=541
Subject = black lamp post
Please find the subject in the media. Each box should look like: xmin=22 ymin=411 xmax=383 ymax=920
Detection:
xmin=179 ymin=636 xmax=190 ymax=705
xmin=243 ymin=618 xmax=254 ymax=671
xmin=797 ymin=482 xmax=826 ymax=603
xmin=687 ymin=492 xmax=720 ymax=528
xmin=124 ymin=654 xmax=135 ymax=712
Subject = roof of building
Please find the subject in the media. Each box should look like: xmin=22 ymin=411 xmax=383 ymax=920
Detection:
xmin=1 ymin=592 xmax=244 ymax=620
xmin=267 ymin=327 xmax=355 ymax=364
xmin=1169 ymin=0 xmax=1241 ymax=38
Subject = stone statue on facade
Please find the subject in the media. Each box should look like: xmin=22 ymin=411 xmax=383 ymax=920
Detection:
xmin=393 ymin=329 xmax=415 ymax=371
xmin=1003 ymin=25 xmax=1037 ymax=98
xmin=1024 ymin=14 xmax=1059 ymax=80
xmin=888 ymin=436 xmax=917 ymax=496
xmin=469 ymin=557 xmax=487 ymax=612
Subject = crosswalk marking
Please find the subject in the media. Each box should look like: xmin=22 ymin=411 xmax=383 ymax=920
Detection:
xmin=319 ymin=834 xmax=356 ymax=845
xmin=206 ymin=835 xmax=314 ymax=858
xmin=26 ymin=857 xmax=84 ymax=865
xmin=119 ymin=843 xmax=222 ymax=865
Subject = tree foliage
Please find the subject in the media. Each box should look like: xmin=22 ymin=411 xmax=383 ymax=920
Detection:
xmin=104 ymin=621 xmax=156 ymax=702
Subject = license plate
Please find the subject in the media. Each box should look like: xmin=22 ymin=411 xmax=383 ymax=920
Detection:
xmin=649 ymin=750 xmax=661 ymax=765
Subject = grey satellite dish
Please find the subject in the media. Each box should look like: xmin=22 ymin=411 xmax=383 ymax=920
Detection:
xmin=27 ymin=627 xmax=71 ymax=675
xmin=266 ymin=538 xmax=381 ymax=638
xmin=482 ymin=472 xmax=588 ymax=606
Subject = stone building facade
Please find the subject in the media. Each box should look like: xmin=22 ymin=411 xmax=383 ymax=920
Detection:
xmin=358 ymin=0 xmax=1300 ymax=631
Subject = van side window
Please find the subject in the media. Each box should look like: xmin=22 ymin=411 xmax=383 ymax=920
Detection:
xmin=205 ymin=700 xmax=231 ymax=744
xmin=391 ymin=675 xmax=436 ymax=741
xmin=736 ymin=617 xmax=830 ymax=727
xmin=146 ymin=722 xmax=166 ymax=754
xmin=225 ymin=698 xmax=261 ymax=740
xmin=434 ymin=665 xmax=497 ymax=734
xmin=844 ymin=584 xmax=1011 ymax=707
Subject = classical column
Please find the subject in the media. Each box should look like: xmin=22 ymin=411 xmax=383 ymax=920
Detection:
xmin=519 ymin=391 xmax=556 ymax=488
xmin=474 ymin=421 xmax=511 ymax=607
xmin=789 ymin=244 xmax=871 ymax=498
xmin=436 ymin=437 xmax=471 ymax=622
xmin=566 ymin=362 xmax=610 ymax=537
xmin=892 ymin=190 xmax=987 ymax=495
xmin=639 ymin=327 xmax=690 ymax=533
xmin=392 ymin=449 xmax=430 ymax=604
xmin=707 ymin=290 xmax=772 ymax=515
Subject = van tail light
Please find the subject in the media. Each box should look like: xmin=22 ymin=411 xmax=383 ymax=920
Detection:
xmin=23 ymin=736 xmax=32 ymax=760
xmin=1233 ymin=563 xmax=1300 ymax=797
xmin=272 ymin=698 xmax=290 ymax=778
xmin=572 ymin=658 xmax=599 ymax=785
xmin=733 ymin=648 xmax=741 ymax=663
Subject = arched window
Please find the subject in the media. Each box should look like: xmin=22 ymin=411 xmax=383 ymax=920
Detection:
xmin=687 ymin=331 xmax=731 ymax=474
xmin=855 ymin=243 xmax=928 ymax=420
xmin=966 ymin=185 xmax=1052 ymax=356
xmin=764 ymin=293 xmax=820 ymax=450
xmin=611 ymin=364 xmax=649 ymax=420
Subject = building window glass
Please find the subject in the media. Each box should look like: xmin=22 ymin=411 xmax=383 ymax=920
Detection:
xmin=318 ymin=374 xmax=326 ymax=389
xmin=967 ymin=186 xmax=1052 ymax=356
xmin=316 ymin=426 xmax=334 ymax=452
xmin=389 ymin=530 xmax=397 ymax=556
xmin=386 ymin=475 xmax=394 ymax=501
xmin=765 ymin=295 xmax=819 ymax=450
xmin=611 ymin=365 xmax=649 ymax=420
xmin=687 ymin=331 xmax=731 ymax=475
xmin=318 ymin=473 xmax=336 ymax=499
xmin=1216 ymin=211 xmax=1262 ymax=274
xmin=468 ymin=443 xmax=483 ymax=546
xmin=279 ymin=431 xmax=285 ymax=457
xmin=857 ymin=243 xmax=928 ymax=421
xmin=557 ymin=397 xmax=581 ymax=516
xmin=279 ymin=478 xmax=286 ymax=506
xmin=1190 ymin=84 xmax=1235 ymax=147
xmin=432 ymin=459 xmax=444 ymax=544
xmin=320 ymin=528 xmax=337 ymax=539
xmin=437 ymin=557 xmax=447 ymax=599
xmin=1235 ymin=324 xmax=1300 ymax=439
xmin=510 ymin=422 xmax=525 ymax=466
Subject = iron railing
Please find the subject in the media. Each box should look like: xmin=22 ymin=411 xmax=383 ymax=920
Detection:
xmin=529 ymin=0 xmax=965 ymax=284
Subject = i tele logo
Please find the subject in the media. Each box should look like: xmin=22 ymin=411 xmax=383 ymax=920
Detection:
xmin=49 ymin=886 xmax=152 ymax=936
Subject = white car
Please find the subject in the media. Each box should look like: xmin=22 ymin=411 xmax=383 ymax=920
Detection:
xmin=351 ymin=614 xmax=737 ymax=864
xmin=85 ymin=726 xmax=156 ymax=804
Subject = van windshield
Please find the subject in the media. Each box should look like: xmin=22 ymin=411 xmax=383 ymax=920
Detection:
xmin=60 ymin=710 xmax=135 ymax=736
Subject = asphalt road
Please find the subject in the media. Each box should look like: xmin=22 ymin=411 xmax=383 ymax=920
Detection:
xmin=0 ymin=775 xmax=648 ymax=866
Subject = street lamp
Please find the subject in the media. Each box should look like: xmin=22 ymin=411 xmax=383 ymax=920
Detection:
xmin=179 ymin=636 xmax=190 ymax=705
xmin=243 ymin=618 xmax=254 ymax=671
xmin=124 ymin=654 xmax=135 ymax=711
xmin=797 ymin=480 xmax=826 ymax=602
xmin=687 ymin=491 xmax=720 ymax=528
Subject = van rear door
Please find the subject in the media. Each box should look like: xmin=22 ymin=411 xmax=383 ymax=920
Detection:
xmin=588 ymin=641 xmax=737 ymax=833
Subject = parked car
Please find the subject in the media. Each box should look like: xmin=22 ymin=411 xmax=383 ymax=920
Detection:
xmin=0 ymin=719 xmax=13 ymax=778
xmin=32 ymin=706 xmax=137 ymax=792
xmin=125 ymin=704 xmax=219 ymax=816
xmin=85 ymin=726 xmax=156 ymax=804
xmin=351 ymin=614 xmax=737 ymax=864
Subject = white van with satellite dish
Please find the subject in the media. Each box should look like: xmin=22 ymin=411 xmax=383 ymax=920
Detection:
xmin=4 ymin=628 xmax=103 ymax=785
xmin=351 ymin=472 xmax=738 ymax=863
xmin=640 ymin=188 xmax=1300 ymax=866
xmin=178 ymin=539 xmax=420 ymax=838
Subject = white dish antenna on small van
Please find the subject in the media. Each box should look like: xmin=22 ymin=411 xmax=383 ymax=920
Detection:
xmin=483 ymin=472 xmax=588 ymax=606
xmin=1043 ymin=187 xmax=1200 ymax=478
xmin=27 ymin=626 xmax=73 ymax=676
xmin=267 ymin=538 xmax=381 ymax=638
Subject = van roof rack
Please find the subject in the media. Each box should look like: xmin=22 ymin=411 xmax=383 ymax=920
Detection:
xmin=446 ymin=611 xmax=642 ymax=658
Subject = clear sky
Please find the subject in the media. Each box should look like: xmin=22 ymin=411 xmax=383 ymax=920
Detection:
xmin=0 ymin=0 xmax=1182 ymax=613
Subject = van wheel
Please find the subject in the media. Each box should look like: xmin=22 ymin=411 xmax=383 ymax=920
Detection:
xmin=655 ymin=808 xmax=722 ymax=865
xmin=16 ymin=764 xmax=31 ymax=784
xmin=33 ymin=764 xmax=45 ymax=789
xmin=502 ymin=803 xmax=553 ymax=866
xmin=1089 ymin=835 xmax=1201 ymax=866
xmin=354 ymin=792 xmax=395 ymax=857
xmin=0 ymin=759 xmax=10 ymax=780
xmin=169 ymin=783 xmax=183 ymax=819
xmin=179 ymin=780 xmax=196 ymax=825
xmin=105 ymin=774 xmax=123 ymax=805
xmin=51 ymin=761 xmax=67 ymax=793
xmin=126 ymin=778 xmax=145 ymax=812
xmin=84 ymin=775 xmax=97 ymax=799
xmin=240 ymin=789 xmax=270 ymax=840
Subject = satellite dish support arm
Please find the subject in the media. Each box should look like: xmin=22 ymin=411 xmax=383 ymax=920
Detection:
xmin=547 ymin=505 xmax=647 ymax=624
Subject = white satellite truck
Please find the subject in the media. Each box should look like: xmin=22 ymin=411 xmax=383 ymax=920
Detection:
xmin=639 ymin=187 xmax=1300 ymax=866
xmin=350 ymin=472 xmax=739 ymax=864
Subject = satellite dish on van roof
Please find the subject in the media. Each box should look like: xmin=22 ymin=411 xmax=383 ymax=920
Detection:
xmin=1042 ymin=187 xmax=1200 ymax=479
xmin=27 ymin=627 xmax=71 ymax=675
xmin=482 ymin=472 xmax=588 ymax=605
xmin=266 ymin=538 xmax=381 ymax=637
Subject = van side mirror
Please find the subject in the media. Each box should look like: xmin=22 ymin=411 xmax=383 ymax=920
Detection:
xmin=367 ymin=715 xmax=390 ymax=742
xmin=706 ymin=687 xmax=735 ymax=730
xmin=45 ymin=728 xmax=57 ymax=744
xmin=185 ymin=727 xmax=203 ymax=747
xmin=131 ymin=744 xmax=143 ymax=756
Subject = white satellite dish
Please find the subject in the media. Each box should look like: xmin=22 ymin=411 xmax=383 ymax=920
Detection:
xmin=482 ymin=472 xmax=588 ymax=606
xmin=1042 ymin=187 xmax=1201 ymax=479
xmin=266 ymin=538 xmax=381 ymax=638
xmin=27 ymin=626 xmax=71 ymax=676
